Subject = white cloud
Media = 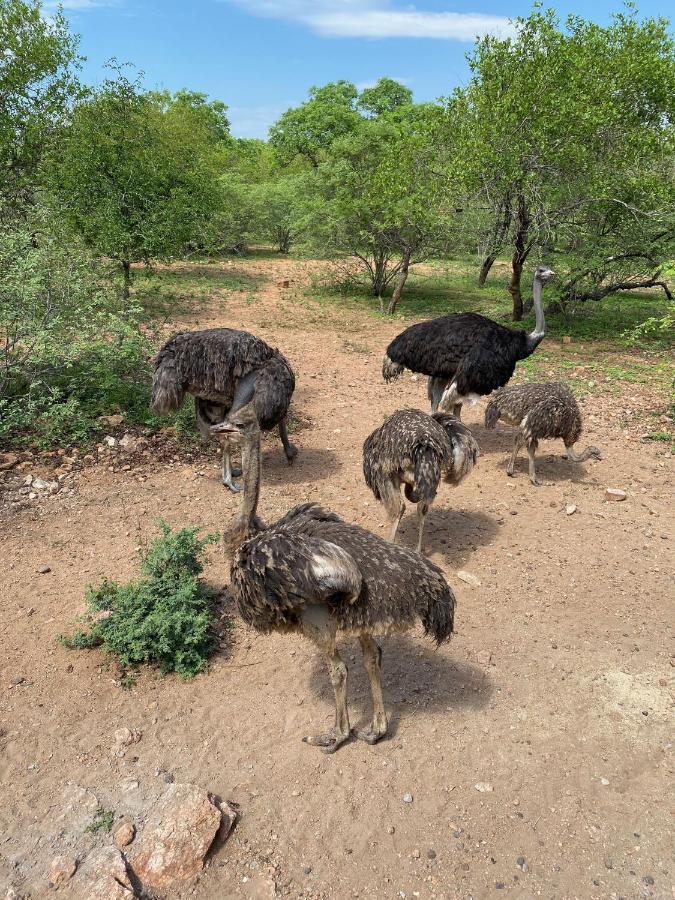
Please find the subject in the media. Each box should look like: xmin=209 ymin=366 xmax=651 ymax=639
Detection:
xmin=226 ymin=0 xmax=515 ymax=41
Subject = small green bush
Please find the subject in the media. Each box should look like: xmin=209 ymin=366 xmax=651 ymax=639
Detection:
xmin=59 ymin=521 xmax=219 ymax=678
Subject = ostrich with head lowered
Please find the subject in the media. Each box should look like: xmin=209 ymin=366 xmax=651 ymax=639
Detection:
xmin=213 ymin=403 xmax=456 ymax=753
xmin=151 ymin=327 xmax=297 ymax=491
xmin=383 ymin=266 xmax=555 ymax=418
xmin=363 ymin=409 xmax=479 ymax=554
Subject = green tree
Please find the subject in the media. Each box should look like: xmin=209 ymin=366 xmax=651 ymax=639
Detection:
xmin=358 ymin=77 xmax=413 ymax=117
xmin=0 ymin=0 xmax=81 ymax=217
xmin=269 ymin=80 xmax=361 ymax=166
xmin=48 ymin=69 xmax=225 ymax=297
xmin=306 ymin=108 xmax=450 ymax=313
xmin=451 ymin=8 xmax=675 ymax=318
xmin=250 ymin=175 xmax=308 ymax=253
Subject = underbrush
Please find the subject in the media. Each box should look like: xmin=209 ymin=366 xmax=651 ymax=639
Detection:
xmin=59 ymin=521 xmax=219 ymax=679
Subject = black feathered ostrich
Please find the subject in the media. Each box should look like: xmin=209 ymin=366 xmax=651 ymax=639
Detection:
xmin=383 ymin=266 xmax=556 ymax=418
xmin=214 ymin=403 xmax=456 ymax=753
xmin=363 ymin=409 xmax=479 ymax=553
xmin=151 ymin=327 xmax=297 ymax=491
xmin=485 ymin=381 xmax=602 ymax=485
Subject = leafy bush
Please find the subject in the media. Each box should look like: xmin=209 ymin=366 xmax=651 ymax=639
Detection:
xmin=59 ymin=521 xmax=219 ymax=678
xmin=0 ymin=216 xmax=156 ymax=449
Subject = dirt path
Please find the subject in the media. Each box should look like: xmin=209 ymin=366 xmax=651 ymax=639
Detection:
xmin=1 ymin=258 xmax=673 ymax=900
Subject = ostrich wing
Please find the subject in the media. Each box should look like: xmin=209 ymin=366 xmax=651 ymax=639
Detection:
xmin=232 ymin=531 xmax=363 ymax=632
xmin=452 ymin=339 xmax=519 ymax=396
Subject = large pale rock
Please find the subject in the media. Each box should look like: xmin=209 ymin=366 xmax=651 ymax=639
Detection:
xmin=129 ymin=783 xmax=228 ymax=891
xmin=73 ymin=846 xmax=135 ymax=899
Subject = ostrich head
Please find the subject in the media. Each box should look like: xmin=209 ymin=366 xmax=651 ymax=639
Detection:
xmin=525 ymin=266 xmax=556 ymax=355
xmin=210 ymin=399 xmax=259 ymax=438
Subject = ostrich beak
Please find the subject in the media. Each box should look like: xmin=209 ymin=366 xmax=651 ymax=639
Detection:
xmin=210 ymin=420 xmax=240 ymax=435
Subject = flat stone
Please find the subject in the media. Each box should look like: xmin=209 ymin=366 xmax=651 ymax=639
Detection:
xmin=474 ymin=782 xmax=493 ymax=793
xmin=129 ymin=783 xmax=228 ymax=891
xmin=605 ymin=488 xmax=627 ymax=502
xmin=73 ymin=846 xmax=134 ymax=900
xmin=49 ymin=855 xmax=77 ymax=887
xmin=114 ymin=820 xmax=135 ymax=848
xmin=457 ymin=570 xmax=481 ymax=587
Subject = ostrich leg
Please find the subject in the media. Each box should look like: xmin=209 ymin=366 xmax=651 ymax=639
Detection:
xmin=221 ymin=438 xmax=243 ymax=493
xmin=301 ymin=607 xmax=350 ymax=753
xmin=278 ymin=418 xmax=298 ymax=464
xmin=527 ymin=440 xmax=541 ymax=486
xmin=356 ymin=635 xmax=387 ymax=744
xmin=428 ymin=377 xmax=448 ymax=414
xmin=506 ymin=433 xmax=525 ymax=478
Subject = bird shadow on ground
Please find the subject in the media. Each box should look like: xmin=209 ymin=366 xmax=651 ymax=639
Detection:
xmin=306 ymin=634 xmax=493 ymax=742
xmin=261 ymin=447 xmax=343 ymax=485
xmin=396 ymin=508 xmax=500 ymax=568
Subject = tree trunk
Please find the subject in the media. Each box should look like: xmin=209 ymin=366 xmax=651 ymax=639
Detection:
xmin=121 ymin=259 xmax=131 ymax=301
xmin=478 ymin=194 xmax=512 ymax=287
xmin=508 ymin=194 xmax=531 ymax=321
xmin=372 ymin=252 xmax=388 ymax=299
xmin=387 ymin=248 xmax=411 ymax=315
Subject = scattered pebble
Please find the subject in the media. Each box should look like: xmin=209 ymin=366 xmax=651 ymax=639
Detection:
xmin=114 ymin=820 xmax=135 ymax=848
xmin=303 ymin=866 xmax=312 ymax=875
xmin=387 ymin=826 xmax=395 ymax=835
xmin=605 ymin=488 xmax=627 ymax=502
xmin=411 ymin=848 xmax=420 ymax=859
xmin=457 ymin=570 xmax=481 ymax=587
xmin=643 ymin=875 xmax=654 ymax=886
xmin=565 ymin=504 xmax=577 ymax=516
xmin=10 ymin=676 xmax=25 ymax=686
xmin=403 ymin=793 xmax=413 ymax=803
xmin=37 ymin=565 xmax=51 ymax=574
xmin=474 ymin=782 xmax=493 ymax=793
xmin=426 ymin=849 xmax=436 ymax=860
xmin=600 ymin=777 xmax=610 ymax=785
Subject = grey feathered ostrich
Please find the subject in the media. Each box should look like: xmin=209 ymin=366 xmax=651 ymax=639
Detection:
xmin=485 ymin=382 xmax=601 ymax=485
xmin=363 ymin=409 xmax=479 ymax=554
xmin=151 ymin=327 xmax=297 ymax=491
xmin=383 ymin=266 xmax=556 ymax=418
xmin=214 ymin=403 xmax=455 ymax=753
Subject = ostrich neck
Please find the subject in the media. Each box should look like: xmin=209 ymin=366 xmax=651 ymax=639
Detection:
xmin=524 ymin=277 xmax=545 ymax=355
xmin=225 ymin=428 xmax=262 ymax=557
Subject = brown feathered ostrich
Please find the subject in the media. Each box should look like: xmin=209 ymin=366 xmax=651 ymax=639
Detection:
xmin=383 ymin=266 xmax=556 ymax=418
xmin=151 ymin=328 xmax=297 ymax=491
xmin=485 ymin=382 xmax=602 ymax=485
xmin=363 ymin=409 xmax=479 ymax=554
xmin=213 ymin=404 xmax=456 ymax=753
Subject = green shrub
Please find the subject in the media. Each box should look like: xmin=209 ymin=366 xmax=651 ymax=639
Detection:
xmin=59 ymin=521 xmax=219 ymax=678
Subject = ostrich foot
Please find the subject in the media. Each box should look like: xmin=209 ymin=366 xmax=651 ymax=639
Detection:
xmin=222 ymin=475 xmax=243 ymax=492
xmin=354 ymin=724 xmax=387 ymax=745
xmin=302 ymin=727 xmax=350 ymax=753
xmin=285 ymin=443 xmax=299 ymax=465
xmin=506 ymin=469 xmax=516 ymax=478
xmin=530 ymin=477 xmax=542 ymax=487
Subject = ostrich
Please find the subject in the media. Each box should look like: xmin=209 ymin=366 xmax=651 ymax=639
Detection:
xmin=484 ymin=381 xmax=602 ymax=485
xmin=383 ymin=266 xmax=556 ymax=418
xmin=151 ymin=327 xmax=297 ymax=491
xmin=363 ymin=409 xmax=479 ymax=554
xmin=214 ymin=403 xmax=456 ymax=753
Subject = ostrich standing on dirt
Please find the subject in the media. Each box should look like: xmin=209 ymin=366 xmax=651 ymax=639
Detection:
xmin=214 ymin=403 xmax=456 ymax=753
xmin=382 ymin=266 xmax=556 ymax=418
xmin=363 ymin=409 xmax=479 ymax=553
xmin=485 ymin=382 xmax=602 ymax=485
xmin=151 ymin=327 xmax=297 ymax=491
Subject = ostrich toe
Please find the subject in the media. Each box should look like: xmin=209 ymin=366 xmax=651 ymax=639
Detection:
xmin=302 ymin=728 xmax=350 ymax=753
xmin=222 ymin=475 xmax=243 ymax=492
xmin=285 ymin=443 xmax=299 ymax=465
xmin=355 ymin=725 xmax=387 ymax=745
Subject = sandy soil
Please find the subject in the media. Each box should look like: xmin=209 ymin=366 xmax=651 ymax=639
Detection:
xmin=1 ymin=257 xmax=673 ymax=900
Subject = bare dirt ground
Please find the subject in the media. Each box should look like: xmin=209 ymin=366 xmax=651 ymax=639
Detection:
xmin=1 ymin=257 xmax=673 ymax=900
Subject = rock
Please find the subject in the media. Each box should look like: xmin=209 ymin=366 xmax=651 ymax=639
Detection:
xmin=600 ymin=777 xmax=609 ymax=785
xmin=565 ymin=504 xmax=577 ymax=516
xmin=129 ymin=783 xmax=227 ymax=891
xmin=119 ymin=434 xmax=136 ymax=450
xmin=73 ymin=846 xmax=134 ymax=899
xmin=605 ymin=488 xmax=627 ymax=502
xmin=104 ymin=436 xmax=118 ymax=448
xmin=516 ymin=856 xmax=528 ymax=872
xmin=457 ymin=570 xmax=481 ymax=587
xmin=23 ymin=475 xmax=33 ymax=486
xmin=10 ymin=676 xmax=25 ymax=686
xmin=112 ymin=727 xmax=141 ymax=756
xmin=476 ymin=650 xmax=492 ymax=667
xmin=32 ymin=477 xmax=49 ymax=490
xmin=474 ymin=782 xmax=493 ymax=793
xmin=114 ymin=820 xmax=135 ymax=848
xmin=427 ymin=849 xmax=437 ymax=860
xmin=411 ymin=848 xmax=421 ymax=859
xmin=101 ymin=414 xmax=124 ymax=427
xmin=562 ymin=335 xmax=571 ymax=345
xmin=0 ymin=453 xmax=19 ymax=471
xmin=402 ymin=793 xmax=413 ymax=803
xmin=49 ymin=855 xmax=77 ymax=887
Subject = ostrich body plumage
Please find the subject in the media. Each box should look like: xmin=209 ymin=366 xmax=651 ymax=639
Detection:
xmin=223 ymin=404 xmax=456 ymax=752
xmin=485 ymin=381 xmax=601 ymax=485
xmin=383 ymin=267 xmax=555 ymax=417
xmin=363 ymin=409 xmax=479 ymax=552
xmin=150 ymin=327 xmax=297 ymax=489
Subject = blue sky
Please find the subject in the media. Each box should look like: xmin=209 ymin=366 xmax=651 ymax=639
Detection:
xmin=56 ymin=0 xmax=668 ymax=139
